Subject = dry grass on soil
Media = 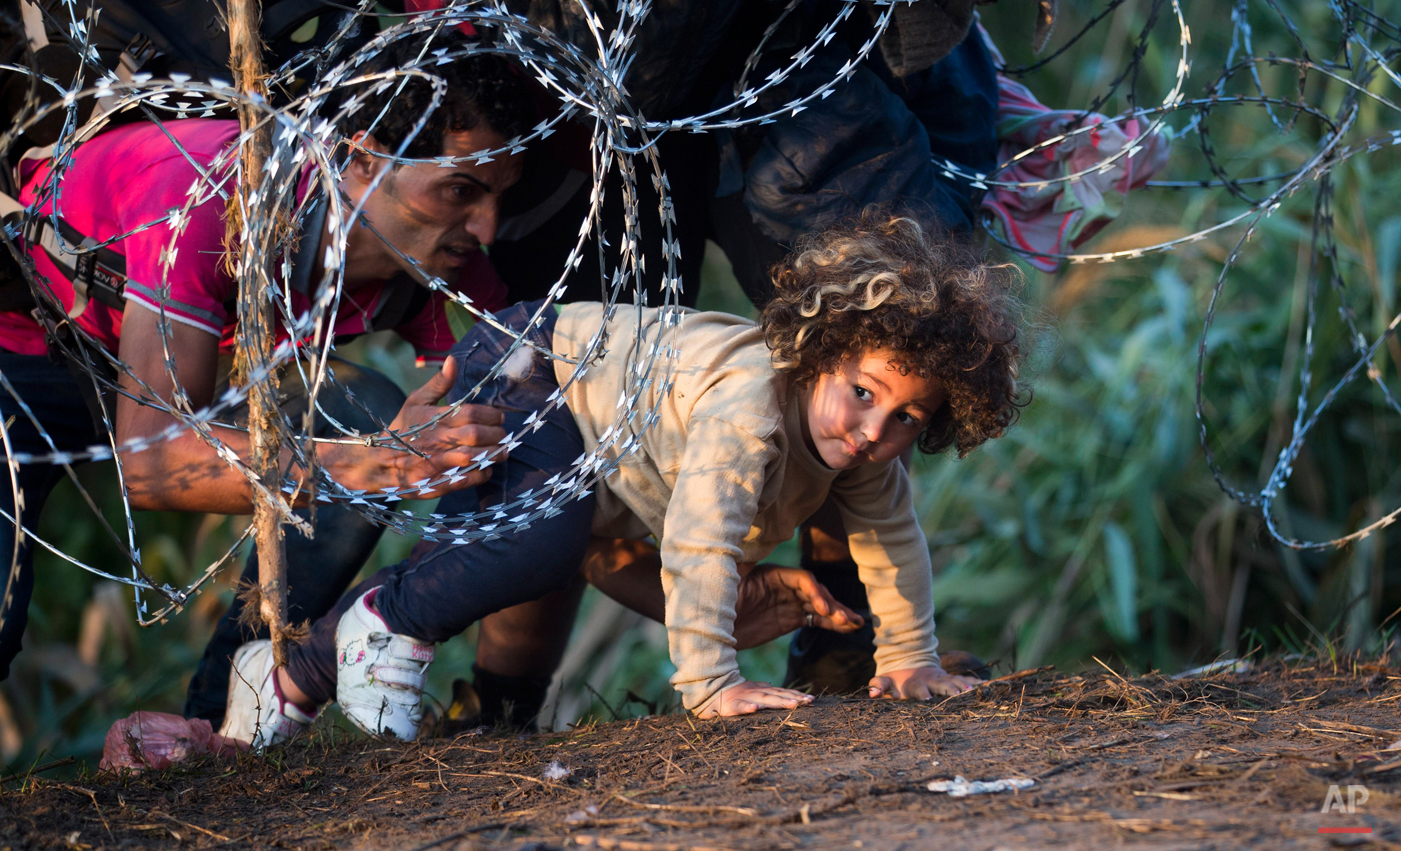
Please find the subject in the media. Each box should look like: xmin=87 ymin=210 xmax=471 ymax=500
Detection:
xmin=3 ymin=659 xmax=1400 ymax=850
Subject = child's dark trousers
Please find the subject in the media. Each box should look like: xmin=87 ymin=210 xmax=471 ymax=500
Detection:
xmin=284 ymin=301 xmax=594 ymax=705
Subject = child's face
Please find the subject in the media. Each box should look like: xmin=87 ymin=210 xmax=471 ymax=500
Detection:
xmin=800 ymin=350 xmax=944 ymax=470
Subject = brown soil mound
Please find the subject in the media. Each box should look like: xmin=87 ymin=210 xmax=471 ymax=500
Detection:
xmin=4 ymin=660 xmax=1400 ymax=850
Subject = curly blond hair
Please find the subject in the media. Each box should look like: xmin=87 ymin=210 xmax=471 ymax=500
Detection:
xmin=761 ymin=210 xmax=1026 ymax=456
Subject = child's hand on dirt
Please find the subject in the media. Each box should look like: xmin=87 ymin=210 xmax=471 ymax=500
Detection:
xmin=733 ymin=564 xmax=864 ymax=650
xmin=867 ymin=666 xmax=982 ymax=701
xmin=699 ymin=681 xmax=815 ymax=718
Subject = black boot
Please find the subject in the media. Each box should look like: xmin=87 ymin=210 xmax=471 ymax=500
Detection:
xmin=785 ymin=559 xmax=877 ymax=693
xmin=939 ymin=649 xmax=992 ymax=680
xmin=445 ymin=664 xmax=552 ymax=734
xmin=785 ymin=560 xmax=992 ymax=691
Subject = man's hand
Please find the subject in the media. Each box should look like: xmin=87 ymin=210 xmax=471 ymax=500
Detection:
xmin=697 ymin=681 xmax=814 ymax=718
xmin=867 ymin=666 xmax=982 ymax=701
xmin=347 ymin=357 xmax=507 ymax=497
xmin=733 ymin=564 xmax=864 ymax=649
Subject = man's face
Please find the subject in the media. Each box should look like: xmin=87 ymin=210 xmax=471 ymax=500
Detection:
xmin=344 ymin=123 xmax=522 ymax=281
xmin=801 ymin=349 xmax=945 ymax=471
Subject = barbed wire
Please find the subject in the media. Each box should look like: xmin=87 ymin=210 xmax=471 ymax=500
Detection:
xmin=981 ymin=0 xmax=1401 ymax=553
xmin=0 ymin=0 xmax=1396 ymax=639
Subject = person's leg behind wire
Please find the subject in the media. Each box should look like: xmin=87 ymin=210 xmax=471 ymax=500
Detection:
xmin=277 ymin=302 xmax=595 ymax=736
xmin=183 ymin=357 xmax=407 ymax=726
xmin=0 ymin=352 xmax=101 ymax=681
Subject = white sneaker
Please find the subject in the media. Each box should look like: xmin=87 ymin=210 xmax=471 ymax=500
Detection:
xmin=335 ymin=588 xmax=434 ymax=740
xmin=219 ymin=640 xmax=316 ymax=750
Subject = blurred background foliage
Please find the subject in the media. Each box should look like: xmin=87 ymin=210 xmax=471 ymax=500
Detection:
xmin=5 ymin=0 xmax=1401 ymax=776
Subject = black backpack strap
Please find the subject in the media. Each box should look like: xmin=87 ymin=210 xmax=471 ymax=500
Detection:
xmin=0 ymin=188 xmax=33 ymax=312
xmin=30 ymin=215 xmax=128 ymax=311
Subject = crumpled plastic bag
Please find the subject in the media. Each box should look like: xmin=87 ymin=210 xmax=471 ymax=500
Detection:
xmin=99 ymin=712 xmax=246 ymax=772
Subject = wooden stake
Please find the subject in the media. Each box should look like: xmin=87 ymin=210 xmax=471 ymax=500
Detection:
xmin=227 ymin=0 xmax=290 ymax=666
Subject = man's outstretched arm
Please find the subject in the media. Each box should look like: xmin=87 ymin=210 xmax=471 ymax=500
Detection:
xmin=114 ymin=304 xmax=506 ymax=513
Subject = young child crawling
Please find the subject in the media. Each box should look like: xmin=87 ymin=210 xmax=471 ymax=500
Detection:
xmin=220 ymin=212 xmax=1025 ymax=746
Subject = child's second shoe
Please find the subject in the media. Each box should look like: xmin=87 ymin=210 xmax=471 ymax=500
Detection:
xmin=335 ymin=588 xmax=434 ymax=740
xmin=219 ymin=639 xmax=316 ymax=750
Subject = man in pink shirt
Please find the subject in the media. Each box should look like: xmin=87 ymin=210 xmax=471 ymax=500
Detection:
xmin=0 ymin=48 xmax=533 ymax=725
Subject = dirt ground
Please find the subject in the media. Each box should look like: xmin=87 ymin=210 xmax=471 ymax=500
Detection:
xmin=3 ymin=659 xmax=1400 ymax=850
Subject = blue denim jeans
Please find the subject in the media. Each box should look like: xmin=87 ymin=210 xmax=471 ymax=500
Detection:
xmin=284 ymin=302 xmax=595 ymax=705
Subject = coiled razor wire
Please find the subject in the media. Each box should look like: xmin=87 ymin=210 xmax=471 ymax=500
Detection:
xmin=0 ymin=0 xmax=1397 ymax=638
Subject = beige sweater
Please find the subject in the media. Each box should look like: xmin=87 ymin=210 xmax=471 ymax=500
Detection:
xmin=552 ymin=303 xmax=940 ymax=713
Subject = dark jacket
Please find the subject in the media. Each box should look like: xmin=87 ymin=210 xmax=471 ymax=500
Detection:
xmin=723 ymin=7 xmax=998 ymax=246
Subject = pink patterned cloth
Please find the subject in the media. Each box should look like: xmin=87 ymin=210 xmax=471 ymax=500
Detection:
xmin=979 ymin=31 xmax=1172 ymax=272
xmin=404 ymin=0 xmax=479 ymax=36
